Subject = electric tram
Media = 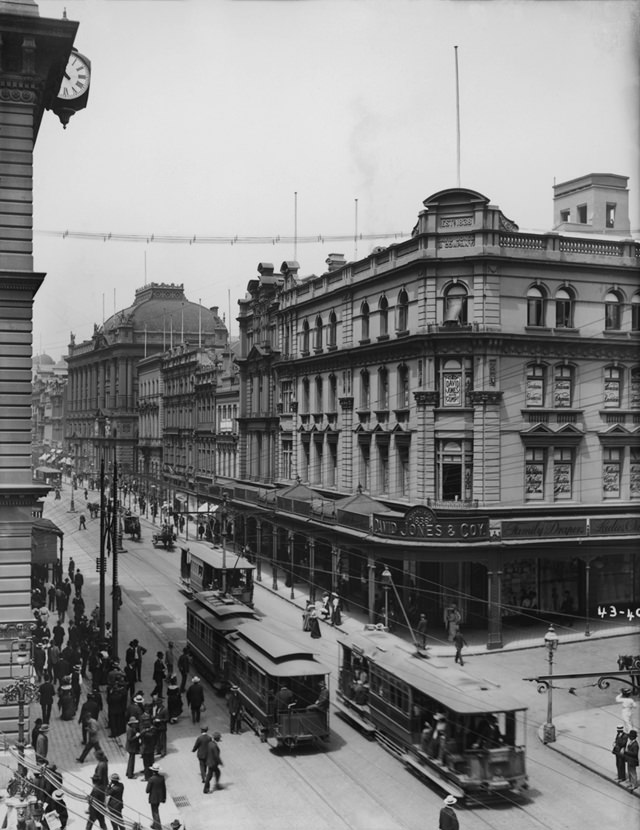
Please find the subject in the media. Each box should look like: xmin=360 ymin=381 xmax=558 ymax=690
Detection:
xmin=335 ymin=625 xmax=528 ymax=801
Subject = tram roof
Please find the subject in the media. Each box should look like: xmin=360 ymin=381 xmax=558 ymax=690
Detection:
xmin=187 ymin=593 xmax=256 ymax=626
xmin=189 ymin=545 xmax=255 ymax=571
xmin=229 ymin=621 xmax=330 ymax=678
xmin=339 ymin=628 xmax=526 ymax=715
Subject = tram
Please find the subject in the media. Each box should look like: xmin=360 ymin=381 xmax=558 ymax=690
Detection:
xmin=180 ymin=545 xmax=255 ymax=606
xmin=186 ymin=591 xmax=330 ymax=750
xmin=335 ymin=625 xmax=527 ymax=801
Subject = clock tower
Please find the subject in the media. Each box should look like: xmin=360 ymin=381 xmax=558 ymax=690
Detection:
xmin=0 ymin=0 xmax=81 ymax=739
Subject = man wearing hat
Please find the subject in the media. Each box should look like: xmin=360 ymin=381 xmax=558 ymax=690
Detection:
xmin=192 ymin=725 xmax=213 ymax=783
xmin=186 ymin=676 xmax=205 ymax=723
xmin=86 ymin=775 xmax=108 ymax=830
xmin=612 ymin=724 xmax=628 ymax=782
xmin=107 ymin=772 xmax=125 ymax=830
xmin=203 ymin=732 xmax=223 ymax=794
xmin=439 ymin=795 xmax=459 ymax=830
xmin=226 ymin=684 xmax=243 ymax=734
xmin=146 ymin=763 xmax=167 ymax=830
xmin=170 ymin=821 xmax=181 ymax=830
xmin=50 ymin=790 xmax=68 ymax=829
xmin=125 ymin=716 xmax=141 ymax=779
xmin=624 ymin=729 xmax=639 ymax=790
xmin=35 ymin=722 xmax=49 ymax=764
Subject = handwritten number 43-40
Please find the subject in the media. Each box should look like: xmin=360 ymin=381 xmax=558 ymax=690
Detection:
xmin=597 ymin=606 xmax=640 ymax=621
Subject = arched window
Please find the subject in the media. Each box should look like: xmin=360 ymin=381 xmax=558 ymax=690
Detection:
xmin=328 ymin=310 xmax=337 ymax=347
xmin=396 ymin=289 xmax=409 ymax=332
xmin=361 ymin=301 xmax=370 ymax=341
xmin=378 ymin=367 xmax=389 ymax=409
xmin=553 ymin=364 xmax=574 ymax=408
xmin=527 ymin=286 xmax=545 ymax=327
xmin=605 ymin=290 xmax=623 ymax=330
xmin=398 ymin=364 xmax=410 ymax=408
xmin=301 ymin=319 xmax=310 ymax=354
xmin=526 ymin=363 xmax=546 ymax=407
xmin=314 ymin=315 xmax=323 ymax=350
xmin=439 ymin=358 xmax=473 ymax=407
xmin=603 ymin=366 xmax=621 ymax=408
xmin=360 ymin=370 xmax=370 ymax=409
xmin=302 ymin=377 xmax=310 ymax=413
xmin=555 ymin=287 xmax=574 ymax=328
xmin=443 ymin=283 xmax=468 ymax=325
xmin=632 ymin=295 xmax=640 ymax=331
xmin=379 ymin=296 xmax=389 ymax=336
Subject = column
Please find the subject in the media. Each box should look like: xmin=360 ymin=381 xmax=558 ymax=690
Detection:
xmin=486 ymin=551 xmax=503 ymax=650
xmin=308 ymin=537 xmax=316 ymax=603
xmin=271 ymin=524 xmax=278 ymax=590
xmin=367 ymin=555 xmax=376 ymax=624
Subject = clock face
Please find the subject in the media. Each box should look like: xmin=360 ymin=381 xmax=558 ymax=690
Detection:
xmin=58 ymin=52 xmax=91 ymax=100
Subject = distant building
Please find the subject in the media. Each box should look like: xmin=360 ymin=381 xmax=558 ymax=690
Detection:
xmin=231 ymin=177 xmax=639 ymax=646
xmin=32 ymin=353 xmax=68 ymax=469
xmin=65 ymin=283 xmax=227 ymax=485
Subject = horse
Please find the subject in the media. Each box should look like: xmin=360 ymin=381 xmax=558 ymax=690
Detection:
xmin=617 ymin=654 xmax=640 ymax=695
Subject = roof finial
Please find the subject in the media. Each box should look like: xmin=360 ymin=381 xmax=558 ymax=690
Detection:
xmin=62 ymin=8 xmax=67 ymax=19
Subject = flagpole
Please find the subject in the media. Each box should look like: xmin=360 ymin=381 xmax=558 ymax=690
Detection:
xmin=455 ymin=45 xmax=461 ymax=188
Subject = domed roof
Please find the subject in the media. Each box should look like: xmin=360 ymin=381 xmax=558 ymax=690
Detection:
xmin=34 ymin=353 xmax=55 ymax=365
xmin=101 ymin=283 xmax=225 ymax=337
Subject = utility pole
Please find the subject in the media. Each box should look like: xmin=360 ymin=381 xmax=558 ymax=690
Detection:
xmin=111 ymin=462 xmax=119 ymax=659
xmin=98 ymin=459 xmax=106 ymax=640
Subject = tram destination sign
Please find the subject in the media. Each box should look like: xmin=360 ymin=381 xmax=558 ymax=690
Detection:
xmin=372 ymin=505 xmax=490 ymax=542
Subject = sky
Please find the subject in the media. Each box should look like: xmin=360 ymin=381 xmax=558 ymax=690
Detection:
xmin=32 ymin=0 xmax=640 ymax=361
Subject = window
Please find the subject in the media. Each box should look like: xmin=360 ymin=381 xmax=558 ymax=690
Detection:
xmin=396 ymin=438 xmax=410 ymax=497
xmin=560 ymin=209 xmax=570 ymax=223
xmin=398 ymin=365 xmax=410 ymax=408
xmin=604 ymin=366 xmax=621 ymax=407
xmin=606 ymin=203 xmax=616 ymax=229
xmin=377 ymin=439 xmax=389 ymax=494
xmin=525 ymin=448 xmax=545 ymax=500
xmin=396 ymin=289 xmax=409 ymax=332
xmin=553 ymin=364 xmax=573 ymax=408
xmin=281 ymin=439 xmax=293 ymax=479
xmin=378 ymin=367 xmax=389 ymax=409
xmin=577 ymin=204 xmax=587 ymax=224
xmin=602 ymin=447 xmax=621 ymax=499
xmin=315 ymin=376 xmax=323 ymax=412
xmin=526 ymin=364 xmax=546 ymax=407
xmin=553 ymin=448 xmax=573 ymax=500
xmin=281 ymin=380 xmax=293 ymax=412
xmin=361 ymin=301 xmax=370 ymax=341
xmin=360 ymin=370 xmax=370 ymax=409
xmin=302 ymin=377 xmax=310 ymax=413
xmin=527 ymin=286 xmax=545 ymax=327
xmin=631 ymin=448 xmax=640 ymax=498
xmin=437 ymin=439 xmax=473 ymax=501
xmin=328 ymin=374 xmax=337 ymax=411
xmin=605 ymin=291 xmax=622 ymax=330
xmin=443 ymin=283 xmax=468 ymax=325
xmin=379 ymin=296 xmax=389 ymax=337
xmin=631 ymin=368 xmax=640 ymax=408
xmin=555 ymin=288 xmax=574 ymax=328
xmin=359 ymin=437 xmax=371 ymax=490
xmin=327 ymin=440 xmax=337 ymax=487
xmin=632 ymin=295 xmax=640 ymax=332
xmin=328 ymin=311 xmax=337 ymax=348
xmin=301 ymin=320 xmax=310 ymax=353
xmin=314 ymin=316 xmax=323 ymax=351
xmin=439 ymin=358 xmax=472 ymax=407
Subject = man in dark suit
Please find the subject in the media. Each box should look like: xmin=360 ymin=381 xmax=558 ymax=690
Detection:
xmin=146 ymin=763 xmax=166 ymax=830
xmin=203 ymin=732 xmax=223 ymax=793
xmin=613 ymin=724 xmax=628 ymax=782
xmin=191 ymin=725 xmax=212 ymax=782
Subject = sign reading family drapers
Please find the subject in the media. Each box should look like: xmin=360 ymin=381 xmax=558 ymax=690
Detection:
xmin=372 ymin=505 xmax=490 ymax=541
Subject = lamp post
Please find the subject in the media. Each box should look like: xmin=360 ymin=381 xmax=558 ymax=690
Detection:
xmin=381 ymin=565 xmax=391 ymax=629
xmin=543 ymin=624 xmax=559 ymax=744
xmin=584 ymin=560 xmax=591 ymax=637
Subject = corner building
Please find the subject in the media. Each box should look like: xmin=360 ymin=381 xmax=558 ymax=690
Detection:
xmin=234 ymin=181 xmax=640 ymax=647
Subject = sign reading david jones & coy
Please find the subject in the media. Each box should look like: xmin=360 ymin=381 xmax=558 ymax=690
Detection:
xmin=372 ymin=505 xmax=490 ymax=541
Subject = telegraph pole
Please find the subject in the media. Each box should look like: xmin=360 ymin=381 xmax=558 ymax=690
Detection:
xmin=111 ymin=462 xmax=119 ymax=659
xmin=98 ymin=459 xmax=106 ymax=640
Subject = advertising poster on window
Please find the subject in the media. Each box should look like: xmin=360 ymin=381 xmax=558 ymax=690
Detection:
xmin=501 ymin=559 xmax=538 ymax=616
xmin=443 ymin=373 xmax=462 ymax=406
xmin=631 ymin=375 xmax=640 ymax=408
xmin=525 ymin=462 xmax=544 ymax=497
xmin=526 ymin=378 xmax=543 ymax=407
xmin=554 ymin=379 xmax=571 ymax=408
xmin=553 ymin=462 xmax=572 ymax=498
xmin=630 ymin=461 xmax=640 ymax=497
xmin=604 ymin=379 xmax=620 ymax=406
xmin=602 ymin=463 xmax=620 ymax=496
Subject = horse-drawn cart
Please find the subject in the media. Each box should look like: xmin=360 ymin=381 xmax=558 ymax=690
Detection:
xmin=123 ymin=513 xmax=142 ymax=541
xmin=152 ymin=523 xmax=176 ymax=550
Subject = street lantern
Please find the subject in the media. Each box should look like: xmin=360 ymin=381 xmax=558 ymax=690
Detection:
xmin=543 ymin=624 xmax=559 ymax=743
xmin=381 ymin=565 xmax=392 ymax=629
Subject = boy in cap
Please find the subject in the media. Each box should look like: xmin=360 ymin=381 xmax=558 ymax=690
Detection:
xmin=439 ymin=795 xmax=459 ymax=830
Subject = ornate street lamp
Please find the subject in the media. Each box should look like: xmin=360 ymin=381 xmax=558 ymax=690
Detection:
xmin=381 ymin=565 xmax=392 ymax=629
xmin=543 ymin=624 xmax=559 ymax=743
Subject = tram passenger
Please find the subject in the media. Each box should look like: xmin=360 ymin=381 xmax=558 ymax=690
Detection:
xmin=307 ymin=681 xmax=329 ymax=713
xmin=275 ymin=684 xmax=295 ymax=711
xmin=352 ymin=679 xmax=368 ymax=706
xmin=421 ymin=721 xmax=432 ymax=754
xmin=473 ymin=714 xmax=503 ymax=749
xmin=428 ymin=713 xmax=449 ymax=762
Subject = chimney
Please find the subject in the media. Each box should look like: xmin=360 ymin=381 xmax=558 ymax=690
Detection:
xmin=325 ymin=253 xmax=346 ymax=273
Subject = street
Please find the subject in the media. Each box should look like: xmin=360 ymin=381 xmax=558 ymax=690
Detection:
xmin=44 ymin=488 xmax=639 ymax=830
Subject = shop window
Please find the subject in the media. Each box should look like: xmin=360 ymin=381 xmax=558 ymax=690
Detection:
xmin=360 ymin=370 xmax=370 ymax=409
xmin=553 ymin=448 xmax=573 ymax=500
xmin=398 ymin=364 xmax=410 ymax=408
xmin=603 ymin=366 xmax=622 ymax=408
xmin=379 ymin=296 xmax=389 ymax=336
xmin=378 ymin=367 xmax=389 ymax=409
xmin=526 ymin=364 xmax=546 ymax=407
xmin=631 ymin=448 xmax=640 ymax=499
xmin=281 ymin=439 xmax=293 ymax=479
xmin=361 ymin=301 xmax=370 ymax=341
xmin=527 ymin=286 xmax=545 ymax=327
xmin=443 ymin=283 xmax=468 ymax=325
xmin=439 ymin=358 xmax=472 ymax=407
xmin=314 ymin=316 xmax=323 ymax=351
xmin=396 ymin=289 xmax=409 ymax=332
xmin=437 ymin=439 xmax=473 ymax=501
xmin=632 ymin=295 xmax=640 ymax=332
xmin=553 ymin=364 xmax=574 ymax=408
xmin=605 ymin=290 xmax=623 ymax=330
xmin=631 ymin=368 xmax=640 ymax=409
xmin=602 ymin=447 xmax=621 ymax=499
xmin=328 ymin=310 xmax=337 ymax=347
xmin=555 ymin=287 xmax=574 ymax=329
xmin=301 ymin=319 xmax=310 ymax=354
